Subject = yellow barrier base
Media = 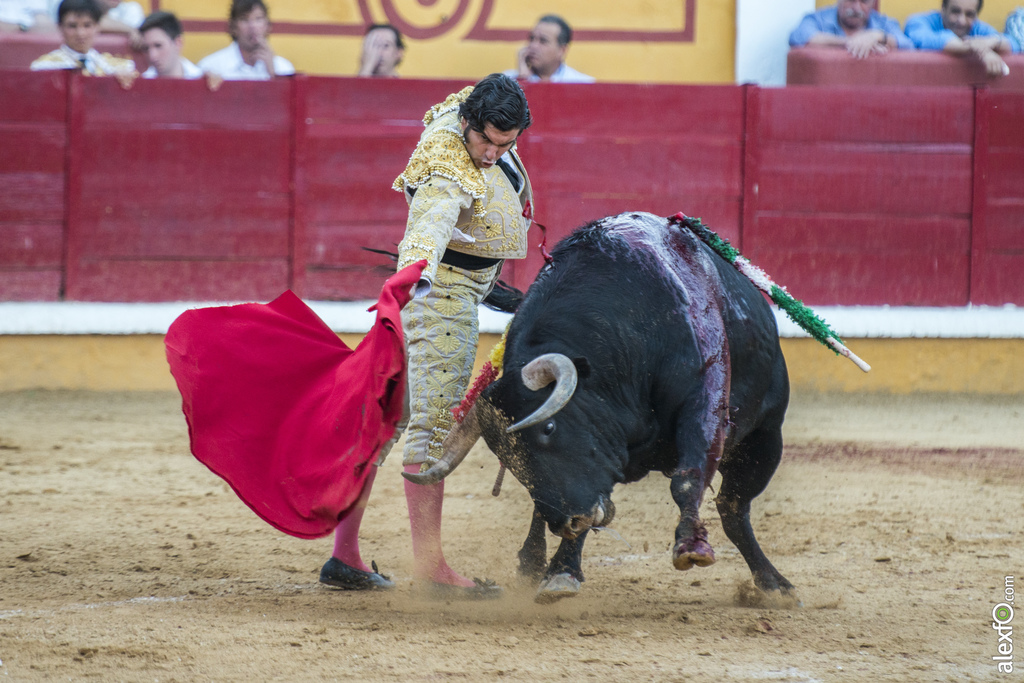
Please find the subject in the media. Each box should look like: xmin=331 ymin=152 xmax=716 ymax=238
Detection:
xmin=0 ymin=334 xmax=1021 ymax=394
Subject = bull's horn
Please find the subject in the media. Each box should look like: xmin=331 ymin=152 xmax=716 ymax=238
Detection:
xmin=507 ymin=353 xmax=578 ymax=433
xmin=401 ymin=402 xmax=482 ymax=485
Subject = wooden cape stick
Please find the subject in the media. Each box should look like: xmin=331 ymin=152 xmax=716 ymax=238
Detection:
xmin=670 ymin=213 xmax=871 ymax=373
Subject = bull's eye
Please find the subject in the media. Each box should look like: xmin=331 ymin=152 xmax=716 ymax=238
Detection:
xmin=543 ymin=420 xmax=556 ymax=436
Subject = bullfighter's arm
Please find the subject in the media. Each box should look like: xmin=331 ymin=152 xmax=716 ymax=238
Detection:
xmin=397 ymin=177 xmax=474 ymax=297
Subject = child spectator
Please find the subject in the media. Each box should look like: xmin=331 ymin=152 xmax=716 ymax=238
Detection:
xmin=139 ymin=11 xmax=202 ymax=79
xmin=31 ymin=0 xmax=135 ymax=77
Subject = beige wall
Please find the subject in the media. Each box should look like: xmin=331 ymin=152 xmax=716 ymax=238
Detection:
xmin=1 ymin=334 xmax=1020 ymax=394
xmin=159 ymin=0 xmax=737 ymax=84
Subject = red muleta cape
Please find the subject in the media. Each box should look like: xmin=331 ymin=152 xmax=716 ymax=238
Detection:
xmin=164 ymin=261 xmax=425 ymax=539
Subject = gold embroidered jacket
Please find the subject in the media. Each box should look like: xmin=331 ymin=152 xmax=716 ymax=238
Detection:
xmin=30 ymin=46 xmax=136 ymax=76
xmin=393 ymin=86 xmax=533 ymax=288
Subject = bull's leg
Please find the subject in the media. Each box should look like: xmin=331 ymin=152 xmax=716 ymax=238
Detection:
xmin=535 ymin=531 xmax=587 ymax=604
xmin=670 ymin=468 xmax=716 ymax=570
xmin=715 ymin=426 xmax=794 ymax=594
xmin=546 ymin=532 xmax=587 ymax=581
xmin=517 ymin=505 xmax=547 ymax=580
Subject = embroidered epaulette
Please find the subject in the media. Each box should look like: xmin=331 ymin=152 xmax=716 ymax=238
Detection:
xmin=34 ymin=53 xmax=69 ymax=63
xmin=99 ymin=53 xmax=135 ymax=71
xmin=392 ymin=127 xmax=486 ymax=217
xmin=422 ymin=85 xmax=473 ymax=126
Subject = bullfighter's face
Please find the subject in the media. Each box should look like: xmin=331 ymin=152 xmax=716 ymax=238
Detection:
xmin=942 ymin=0 xmax=980 ymax=38
xmin=460 ymin=119 xmax=520 ymax=170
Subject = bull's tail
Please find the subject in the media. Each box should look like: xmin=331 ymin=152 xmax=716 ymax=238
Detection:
xmin=482 ymin=279 xmax=524 ymax=313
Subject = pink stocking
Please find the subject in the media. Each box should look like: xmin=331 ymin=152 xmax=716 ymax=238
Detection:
xmin=330 ymin=466 xmax=377 ymax=573
xmin=403 ymin=463 xmax=474 ymax=587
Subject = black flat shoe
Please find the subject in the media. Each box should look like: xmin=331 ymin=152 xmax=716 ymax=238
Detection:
xmin=319 ymin=558 xmax=395 ymax=591
xmin=424 ymin=577 xmax=503 ymax=601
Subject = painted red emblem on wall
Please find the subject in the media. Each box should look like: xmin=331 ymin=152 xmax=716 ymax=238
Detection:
xmin=154 ymin=0 xmax=696 ymax=43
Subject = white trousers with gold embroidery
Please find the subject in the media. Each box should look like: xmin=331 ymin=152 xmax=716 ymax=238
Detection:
xmin=397 ymin=261 xmax=500 ymax=466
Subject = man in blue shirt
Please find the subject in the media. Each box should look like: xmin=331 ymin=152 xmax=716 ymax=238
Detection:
xmin=906 ymin=0 xmax=1020 ymax=77
xmin=790 ymin=0 xmax=913 ymax=58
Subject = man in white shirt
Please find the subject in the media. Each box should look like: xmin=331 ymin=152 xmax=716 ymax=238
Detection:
xmin=139 ymin=11 xmax=202 ymax=79
xmin=357 ymin=23 xmax=404 ymax=77
xmin=31 ymin=0 xmax=135 ymax=78
xmin=504 ymin=14 xmax=594 ymax=83
xmin=96 ymin=0 xmax=144 ymax=50
xmin=197 ymin=0 xmax=294 ymax=80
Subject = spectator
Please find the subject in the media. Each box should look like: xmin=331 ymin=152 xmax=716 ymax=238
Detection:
xmin=197 ymin=0 xmax=294 ymax=80
xmin=1009 ymin=7 xmax=1024 ymax=50
xmin=139 ymin=11 xmax=202 ymax=79
xmin=46 ymin=0 xmax=144 ymax=48
xmin=0 ymin=0 xmax=56 ymax=33
xmin=95 ymin=0 xmax=144 ymax=51
xmin=789 ymin=0 xmax=913 ymax=58
xmin=906 ymin=0 xmax=1020 ymax=76
xmin=504 ymin=14 xmax=594 ymax=83
xmin=31 ymin=0 xmax=135 ymax=77
xmin=357 ymin=23 xmax=403 ymax=77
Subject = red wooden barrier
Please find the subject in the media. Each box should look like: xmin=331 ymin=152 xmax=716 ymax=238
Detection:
xmin=515 ymin=83 xmax=745 ymax=292
xmin=1 ymin=71 xmax=1023 ymax=306
xmin=971 ymin=89 xmax=1024 ymax=304
xmin=788 ymin=47 xmax=1024 ymax=92
xmin=0 ymin=70 xmax=66 ymax=300
xmin=294 ymin=77 xmax=473 ymax=300
xmin=65 ymin=76 xmax=292 ymax=301
xmin=744 ymin=85 xmax=975 ymax=306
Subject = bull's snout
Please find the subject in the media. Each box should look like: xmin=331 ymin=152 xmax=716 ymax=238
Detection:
xmin=552 ymin=497 xmax=615 ymax=539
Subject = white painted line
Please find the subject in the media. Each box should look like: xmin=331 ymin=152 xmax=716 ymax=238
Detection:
xmin=774 ymin=305 xmax=1024 ymax=339
xmin=0 ymin=302 xmax=1022 ymax=338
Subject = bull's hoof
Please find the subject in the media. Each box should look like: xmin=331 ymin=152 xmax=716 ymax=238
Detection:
xmin=535 ymin=573 xmax=581 ymax=604
xmin=672 ymin=538 xmax=716 ymax=571
xmin=735 ymin=580 xmax=803 ymax=609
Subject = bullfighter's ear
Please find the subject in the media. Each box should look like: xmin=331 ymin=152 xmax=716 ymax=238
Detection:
xmin=571 ymin=356 xmax=591 ymax=379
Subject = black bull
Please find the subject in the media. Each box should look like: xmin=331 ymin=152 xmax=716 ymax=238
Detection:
xmin=405 ymin=212 xmax=795 ymax=602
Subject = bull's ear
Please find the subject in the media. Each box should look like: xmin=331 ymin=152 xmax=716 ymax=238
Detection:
xmin=571 ymin=356 xmax=591 ymax=380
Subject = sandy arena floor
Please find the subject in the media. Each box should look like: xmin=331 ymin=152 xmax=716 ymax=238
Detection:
xmin=0 ymin=390 xmax=1022 ymax=682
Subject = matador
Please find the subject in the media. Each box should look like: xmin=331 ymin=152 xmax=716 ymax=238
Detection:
xmin=319 ymin=73 xmax=534 ymax=598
